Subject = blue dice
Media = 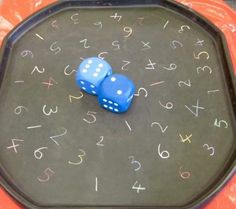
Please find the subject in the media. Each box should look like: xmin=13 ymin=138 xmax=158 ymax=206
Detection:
xmin=76 ymin=57 xmax=112 ymax=95
xmin=98 ymin=74 xmax=135 ymax=113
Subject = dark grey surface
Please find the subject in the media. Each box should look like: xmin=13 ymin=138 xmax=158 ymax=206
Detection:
xmin=226 ymin=0 xmax=236 ymax=9
xmin=0 ymin=4 xmax=235 ymax=209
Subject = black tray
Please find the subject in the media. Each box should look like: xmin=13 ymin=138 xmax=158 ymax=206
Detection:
xmin=0 ymin=0 xmax=236 ymax=209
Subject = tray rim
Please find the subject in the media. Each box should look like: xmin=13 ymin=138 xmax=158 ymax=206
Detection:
xmin=0 ymin=0 xmax=236 ymax=208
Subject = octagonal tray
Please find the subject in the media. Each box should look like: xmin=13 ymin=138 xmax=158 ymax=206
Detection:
xmin=0 ymin=0 xmax=236 ymax=208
